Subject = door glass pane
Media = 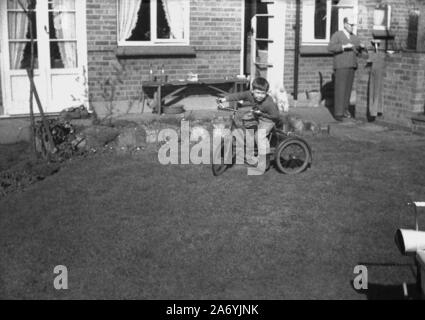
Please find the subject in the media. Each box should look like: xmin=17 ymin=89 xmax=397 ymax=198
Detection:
xmin=48 ymin=0 xmax=75 ymax=11
xmin=7 ymin=12 xmax=37 ymax=40
xmin=9 ymin=41 xmax=39 ymax=69
xmin=49 ymin=12 xmax=76 ymax=39
xmin=7 ymin=0 xmax=36 ymax=10
xmin=50 ymin=41 xmax=77 ymax=68
xmin=7 ymin=1 xmax=38 ymax=70
xmin=48 ymin=1 xmax=77 ymax=69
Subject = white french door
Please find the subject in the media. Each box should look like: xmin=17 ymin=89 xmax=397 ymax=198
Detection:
xmin=0 ymin=0 xmax=88 ymax=116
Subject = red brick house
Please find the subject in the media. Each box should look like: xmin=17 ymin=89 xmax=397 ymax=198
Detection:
xmin=0 ymin=0 xmax=424 ymax=129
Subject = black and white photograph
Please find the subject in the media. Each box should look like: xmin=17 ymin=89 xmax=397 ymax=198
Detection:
xmin=0 ymin=0 xmax=425 ymax=304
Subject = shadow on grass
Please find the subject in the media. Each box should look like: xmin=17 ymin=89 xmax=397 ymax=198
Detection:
xmin=351 ymin=281 xmax=422 ymax=300
xmin=351 ymin=261 xmax=423 ymax=300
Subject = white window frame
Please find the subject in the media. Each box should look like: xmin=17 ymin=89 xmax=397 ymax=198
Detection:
xmin=302 ymin=0 xmax=358 ymax=46
xmin=116 ymin=0 xmax=190 ymax=47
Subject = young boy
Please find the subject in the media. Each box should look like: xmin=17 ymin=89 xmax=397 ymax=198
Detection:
xmin=218 ymin=77 xmax=280 ymax=171
xmin=218 ymin=77 xmax=280 ymax=135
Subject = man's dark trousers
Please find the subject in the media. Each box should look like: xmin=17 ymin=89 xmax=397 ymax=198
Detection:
xmin=334 ymin=67 xmax=355 ymax=118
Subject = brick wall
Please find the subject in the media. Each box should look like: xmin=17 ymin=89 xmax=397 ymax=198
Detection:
xmin=356 ymin=52 xmax=425 ymax=126
xmin=284 ymin=0 xmax=335 ymax=98
xmin=86 ymin=0 xmax=242 ymax=109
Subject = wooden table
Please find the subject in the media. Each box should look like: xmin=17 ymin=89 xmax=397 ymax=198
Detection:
xmin=141 ymin=77 xmax=250 ymax=114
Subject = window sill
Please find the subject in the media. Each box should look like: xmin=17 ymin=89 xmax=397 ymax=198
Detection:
xmin=116 ymin=45 xmax=196 ymax=58
xmin=300 ymin=45 xmax=333 ymax=56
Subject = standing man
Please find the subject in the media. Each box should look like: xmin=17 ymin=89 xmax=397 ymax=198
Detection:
xmin=328 ymin=16 xmax=366 ymax=121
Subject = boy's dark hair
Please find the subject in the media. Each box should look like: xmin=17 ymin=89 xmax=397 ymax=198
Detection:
xmin=252 ymin=77 xmax=270 ymax=92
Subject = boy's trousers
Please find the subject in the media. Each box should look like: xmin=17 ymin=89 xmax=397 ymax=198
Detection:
xmin=244 ymin=119 xmax=274 ymax=175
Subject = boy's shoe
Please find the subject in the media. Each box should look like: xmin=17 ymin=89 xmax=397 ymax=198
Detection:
xmin=244 ymin=155 xmax=270 ymax=170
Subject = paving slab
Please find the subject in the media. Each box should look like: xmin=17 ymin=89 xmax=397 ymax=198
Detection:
xmin=329 ymin=119 xmax=425 ymax=145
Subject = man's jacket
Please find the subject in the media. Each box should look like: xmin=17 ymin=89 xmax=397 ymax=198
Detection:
xmin=328 ymin=30 xmax=362 ymax=69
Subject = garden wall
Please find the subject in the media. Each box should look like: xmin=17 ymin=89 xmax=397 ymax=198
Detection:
xmin=356 ymin=52 xmax=425 ymax=127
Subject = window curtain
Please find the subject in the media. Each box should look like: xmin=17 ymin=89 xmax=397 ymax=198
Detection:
xmin=52 ymin=0 xmax=77 ymax=68
xmin=161 ymin=0 xmax=186 ymax=40
xmin=8 ymin=12 xmax=29 ymax=69
xmin=118 ymin=0 xmax=142 ymax=42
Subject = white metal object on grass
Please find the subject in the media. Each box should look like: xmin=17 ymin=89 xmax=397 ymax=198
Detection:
xmin=413 ymin=202 xmax=425 ymax=207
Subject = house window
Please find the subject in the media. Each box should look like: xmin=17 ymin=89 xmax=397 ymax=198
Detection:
xmin=302 ymin=0 xmax=358 ymax=45
xmin=117 ymin=0 xmax=189 ymax=46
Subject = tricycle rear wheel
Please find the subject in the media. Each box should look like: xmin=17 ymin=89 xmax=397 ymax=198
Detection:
xmin=275 ymin=138 xmax=311 ymax=174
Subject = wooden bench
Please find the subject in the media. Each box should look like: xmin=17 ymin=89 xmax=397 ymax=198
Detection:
xmin=141 ymin=77 xmax=249 ymax=114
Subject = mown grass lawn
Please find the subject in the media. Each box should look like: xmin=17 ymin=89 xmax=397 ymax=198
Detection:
xmin=1 ymin=130 xmax=425 ymax=299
